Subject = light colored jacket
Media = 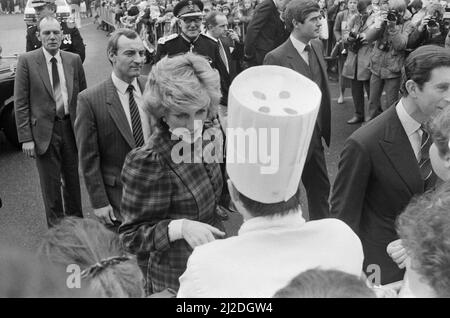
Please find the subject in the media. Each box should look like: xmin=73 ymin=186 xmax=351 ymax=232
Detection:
xmin=342 ymin=13 xmax=374 ymax=81
xmin=177 ymin=212 xmax=364 ymax=298
xmin=366 ymin=10 xmax=414 ymax=79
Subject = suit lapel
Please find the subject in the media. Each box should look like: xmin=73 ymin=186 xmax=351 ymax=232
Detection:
xmin=35 ymin=49 xmax=55 ymax=100
xmin=136 ymin=76 xmax=146 ymax=94
xmin=106 ymin=78 xmax=135 ymax=148
xmin=379 ymin=107 xmax=423 ymax=195
xmin=285 ymin=39 xmax=311 ymax=77
xmin=61 ymin=52 xmax=74 ymax=104
xmin=156 ymin=132 xmax=201 ymax=211
xmin=311 ymin=41 xmax=328 ymax=79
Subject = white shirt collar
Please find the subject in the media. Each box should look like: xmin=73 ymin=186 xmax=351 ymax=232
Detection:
xmin=396 ymin=99 xmax=421 ymax=137
xmin=290 ymin=35 xmax=311 ymax=54
xmin=111 ymin=72 xmax=140 ymax=95
xmin=238 ymin=209 xmax=306 ymax=236
xmin=42 ymin=48 xmax=62 ymax=64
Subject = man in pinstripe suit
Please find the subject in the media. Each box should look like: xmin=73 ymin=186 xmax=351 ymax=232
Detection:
xmin=74 ymin=29 xmax=149 ymax=228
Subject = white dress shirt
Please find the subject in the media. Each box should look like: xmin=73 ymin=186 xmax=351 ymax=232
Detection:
xmin=396 ymin=100 xmax=422 ymax=161
xmin=290 ymin=34 xmax=311 ymax=65
xmin=42 ymin=48 xmax=69 ymax=114
xmin=111 ymin=72 xmax=151 ymax=143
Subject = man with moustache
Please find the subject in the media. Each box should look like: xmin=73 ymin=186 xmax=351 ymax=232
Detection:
xmin=75 ymin=28 xmax=149 ymax=229
xmin=264 ymin=0 xmax=332 ymax=221
xmin=15 ymin=16 xmax=86 ymax=227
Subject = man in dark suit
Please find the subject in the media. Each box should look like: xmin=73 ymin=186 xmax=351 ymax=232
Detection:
xmin=330 ymin=45 xmax=450 ymax=284
xmin=244 ymin=0 xmax=291 ymax=66
xmin=264 ymin=0 xmax=331 ymax=220
xmin=14 ymin=16 xmax=86 ymax=227
xmin=204 ymin=10 xmax=243 ymax=106
xmin=75 ymin=29 xmax=149 ymax=228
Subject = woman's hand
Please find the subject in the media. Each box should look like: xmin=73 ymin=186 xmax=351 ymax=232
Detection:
xmin=181 ymin=220 xmax=225 ymax=249
xmin=387 ymin=239 xmax=409 ymax=269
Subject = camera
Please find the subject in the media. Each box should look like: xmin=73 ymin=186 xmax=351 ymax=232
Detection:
xmin=386 ymin=9 xmax=402 ymax=24
xmin=427 ymin=16 xmax=440 ymax=27
xmin=347 ymin=31 xmax=364 ymax=53
xmin=427 ymin=10 xmax=443 ymax=28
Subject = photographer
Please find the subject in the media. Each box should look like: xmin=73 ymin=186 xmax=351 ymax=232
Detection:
xmin=364 ymin=0 xmax=414 ymax=120
xmin=342 ymin=0 xmax=373 ymax=124
xmin=408 ymin=3 xmax=448 ymax=48
xmin=334 ymin=0 xmax=359 ymax=104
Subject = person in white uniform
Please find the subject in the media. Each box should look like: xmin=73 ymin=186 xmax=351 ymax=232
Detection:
xmin=177 ymin=65 xmax=364 ymax=298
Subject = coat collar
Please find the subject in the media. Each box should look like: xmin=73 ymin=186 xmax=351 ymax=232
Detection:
xmin=285 ymin=39 xmax=327 ymax=77
xmin=285 ymin=38 xmax=310 ymax=76
xmin=35 ymin=49 xmax=74 ymax=102
xmin=238 ymin=210 xmax=306 ymax=236
xmin=150 ymin=127 xmax=222 ymax=208
xmin=379 ymin=106 xmax=424 ymax=194
xmin=105 ymin=76 xmax=147 ymax=149
xmin=61 ymin=51 xmax=74 ymax=103
xmin=35 ymin=49 xmax=56 ymax=100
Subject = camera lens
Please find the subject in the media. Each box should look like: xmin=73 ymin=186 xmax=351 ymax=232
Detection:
xmin=387 ymin=12 xmax=397 ymax=22
xmin=428 ymin=19 xmax=437 ymax=27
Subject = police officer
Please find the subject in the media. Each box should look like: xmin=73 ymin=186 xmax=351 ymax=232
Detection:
xmin=155 ymin=0 xmax=226 ymax=82
xmin=26 ymin=0 xmax=86 ymax=63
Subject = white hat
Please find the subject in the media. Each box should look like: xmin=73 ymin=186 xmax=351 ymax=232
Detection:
xmin=226 ymin=65 xmax=321 ymax=204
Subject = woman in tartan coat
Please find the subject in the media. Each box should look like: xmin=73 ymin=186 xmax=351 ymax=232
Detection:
xmin=119 ymin=52 xmax=226 ymax=294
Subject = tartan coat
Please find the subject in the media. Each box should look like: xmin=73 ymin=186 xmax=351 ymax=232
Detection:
xmin=119 ymin=126 xmax=224 ymax=293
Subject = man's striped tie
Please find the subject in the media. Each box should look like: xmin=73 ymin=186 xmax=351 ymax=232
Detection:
xmin=218 ymin=39 xmax=229 ymax=73
xmin=127 ymin=84 xmax=144 ymax=148
xmin=419 ymin=125 xmax=436 ymax=191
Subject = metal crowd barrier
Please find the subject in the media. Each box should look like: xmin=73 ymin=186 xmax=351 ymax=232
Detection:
xmin=97 ymin=7 xmax=249 ymax=47
xmin=98 ymin=5 xmax=116 ymax=29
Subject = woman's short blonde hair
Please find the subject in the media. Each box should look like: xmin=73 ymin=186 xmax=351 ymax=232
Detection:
xmin=143 ymin=52 xmax=222 ymax=127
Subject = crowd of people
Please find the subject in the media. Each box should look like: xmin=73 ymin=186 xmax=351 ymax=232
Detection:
xmin=0 ymin=0 xmax=25 ymax=14
xmin=1 ymin=0 xmax=450 ymax=298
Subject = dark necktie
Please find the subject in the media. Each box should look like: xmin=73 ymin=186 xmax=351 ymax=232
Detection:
xmin=127 ymin=85 xmax=144 ymax=147
xmin=51 ymin=57 xmax=65 ymax=119
xmin=218 ymin=39 xmax=229 ymax=73
xmin=419 ymin=125 xmax=436 ymax=191
xmin=304 ymin=44 xmax=311 ymax=65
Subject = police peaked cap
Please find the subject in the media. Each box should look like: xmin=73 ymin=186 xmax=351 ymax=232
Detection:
xmin=173 ymin=0 xmax=204 ymax=18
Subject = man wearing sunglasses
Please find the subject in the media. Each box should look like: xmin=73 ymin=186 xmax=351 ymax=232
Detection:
xmin=155 ymin=0 xmax=227 ymax=99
